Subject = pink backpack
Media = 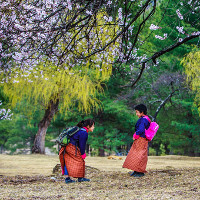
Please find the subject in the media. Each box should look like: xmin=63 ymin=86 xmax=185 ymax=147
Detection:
xmin=143 ymin=116 xmax=159 ymax=141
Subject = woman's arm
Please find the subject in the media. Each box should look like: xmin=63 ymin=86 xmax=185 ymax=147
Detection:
xmin=78 ymin=130 xmax=88 ymax=157
xmin=133 ymin=119 xmax=146 ymax=140
xmin=135 ymin=120 xmax=146 ymax=136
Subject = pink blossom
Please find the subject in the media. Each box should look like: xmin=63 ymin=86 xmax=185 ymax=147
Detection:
xmin=1 ymin=2 xmax=10 ymax=8
xmin=176 ymin=26 xmax=185 ymax=34
xmin=191 ymin=31 xmax=200 ymax=36
xmin=149 ymin=24 xmax=162 ymax=30
xmin=86 ymin=10 xmax=92 ymax=15
xmin=14 ymin=24 xmax=24 ymax=31
xmin=12 ymin=52 xmax=23 ymax=61
xmin=13 ymin=80 xmax=19 ymax=83
xmin=0 ymin=100 xmax=13 ymax=120
xmin=179 ymin=38 xmax=183 ymax=42
xmin=118 ymin=8 xmax=123 ymax=20
xmin=108 ymin=16 xmax=113 ymax=22
xmin=195 ymin=6 xmax=200 ymax=10
xmin=23 ymin=4 xmax=34 ymax=10
xmin=155 ymin=33 xmax=168 ymax=40
xmin=176 ymin=9 xmax=183 ymax=20
xmin=67 ymin=4 xmax=72 ymax=10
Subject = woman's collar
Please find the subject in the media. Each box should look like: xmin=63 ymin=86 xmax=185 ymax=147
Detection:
xmin=83 ymin=127 xmax=89 ymax=132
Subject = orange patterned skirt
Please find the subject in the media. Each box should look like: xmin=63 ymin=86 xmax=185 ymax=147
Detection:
xmin=123 ymin=137 xmax=148 ymax=173
xmin=59 ymin=143 xmax=85 ymax=178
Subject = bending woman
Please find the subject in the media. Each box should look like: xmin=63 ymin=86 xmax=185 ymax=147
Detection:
xmin=59 ymin=119 xmax=95 ymax=183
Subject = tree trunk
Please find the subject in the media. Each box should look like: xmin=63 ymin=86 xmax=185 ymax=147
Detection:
xmin=32 ymin=98 xmax=59 ymax=154
xmin=98 ymin=148 xmax=105 ymax=156
xmin=0 ymin=145 xmax=3 ymax=154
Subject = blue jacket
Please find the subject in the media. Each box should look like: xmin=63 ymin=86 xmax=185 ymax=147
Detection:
xmin=70 ymin=128 xmax=88 ymax=155
xmin=135 ymin=116 xmax=150 ymax=138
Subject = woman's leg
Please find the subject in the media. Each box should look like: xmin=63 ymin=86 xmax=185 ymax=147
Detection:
xmin=64 ymin=165 xmax=75 ymax=183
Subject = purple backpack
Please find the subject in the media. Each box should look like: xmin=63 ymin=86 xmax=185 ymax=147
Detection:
xmin=143 ymin=116 xmax=159 ymax=141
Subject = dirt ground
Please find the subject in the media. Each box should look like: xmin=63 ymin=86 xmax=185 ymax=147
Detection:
xmin=0 ymin=155 xmax=200 ymax=200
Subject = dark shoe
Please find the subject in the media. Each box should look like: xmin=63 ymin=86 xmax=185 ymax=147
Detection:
xmin=78 ymin=178 xmax=90 ymax=182
xmin=65 ymin=177 xmax=75 ymax=184
xmin=130 ymin=171 xmax=136 ymax=176
xmin=133 ymin=173 xmax=144 ymax=177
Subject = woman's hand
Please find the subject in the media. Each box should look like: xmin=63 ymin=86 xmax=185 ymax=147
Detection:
xmin=133 ymin=132 xmax=139 ymax=140
xmin=81 ymin=153 xmax=86 ymax=159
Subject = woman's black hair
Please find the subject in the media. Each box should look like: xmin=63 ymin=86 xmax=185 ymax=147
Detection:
xmin=77 ymin=118 xmax=95 ymax=128
xmin=134 ymin=104 xmax=147 ymax=115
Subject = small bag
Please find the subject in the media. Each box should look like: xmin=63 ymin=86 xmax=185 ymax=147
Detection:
xmin=143 ymin=116 xmax=159 ymax=141
xmin=56 ymin=126 xmax=80 ymax=146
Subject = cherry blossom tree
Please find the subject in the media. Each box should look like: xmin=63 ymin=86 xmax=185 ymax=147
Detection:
xmin=1 ymin=0 xmax=199 ymax=69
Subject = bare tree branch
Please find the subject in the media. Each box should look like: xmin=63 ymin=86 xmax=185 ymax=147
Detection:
xmin=145 ymin=34 xmax=200 ymax=64
xmin=81 ymin=0 xmax=153 ymax=59
xmin=131 ymin=33 xmax=200 ymax=87
xmin=126 ymin=0 xmax=157 ymax=61
xmin=152 ymin=89 xmax=178 ymax=122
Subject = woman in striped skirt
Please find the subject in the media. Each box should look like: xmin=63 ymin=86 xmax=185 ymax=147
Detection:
xmin=59 ymin=119 xmax=95 ymax=183
xmin=123 ymin=104 xmax=150 ymax=177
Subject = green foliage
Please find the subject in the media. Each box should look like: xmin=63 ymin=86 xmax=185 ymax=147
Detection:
xmin=4 ymin=114 xmax=38 ymax=154
xmin=0 ymin=119 xmax=12 ymax=147
xmin=181 ymin=49 xmax=200 ymax=115
xmin=2 ymin=65 xmax=102 ymax=115
xmin=1 ymin=0 xmax=200 ymax=156
xmin=149 ymin=147 xmax=156 ymax=156
xmin=170 ymin=98 xmax=200 ymax=156
xmin=159 ymin=144 xmax=166 ymax=156
xmin=88 ymin=99 xmax=136 ymax=155
xmin=0 ymin=99 xmax=43 ymax=154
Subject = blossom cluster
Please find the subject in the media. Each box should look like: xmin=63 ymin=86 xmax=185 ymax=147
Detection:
xmin=0 ymin=100 xmax=13 ymax=120
xmin=155 ymin=34 xmax=168 ymax=40
xmin=149 ymin=24 xmax=161 ymax=30
xmin=176 ymin=9 xmax=184 ymax=20
xmin=152 ymin=1 xmax=200 ymax=42
xmin=0 ymin=0 xmax=122 ymax=70
xmin=0 ymin=0 xmax=200 ymax=76
xmin=191 ymin=31 xmax=200 ymax=36
xmin=1 ymin=0 xmax=158 ymax=78
xmin=176 ymin=26 xmax=185 ymax=34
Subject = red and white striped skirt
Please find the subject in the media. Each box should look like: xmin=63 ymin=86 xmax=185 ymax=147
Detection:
xmin=59 ymin=143 xmax=85 ymax=178
xmin=123 ymin=137 xmax=148 ymax=173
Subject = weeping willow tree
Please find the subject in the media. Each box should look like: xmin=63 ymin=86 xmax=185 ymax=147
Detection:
xmin=1 ymin=11 xmax=119 ymax=154
xmin=181 ymin=49 xmax=200 ymax=115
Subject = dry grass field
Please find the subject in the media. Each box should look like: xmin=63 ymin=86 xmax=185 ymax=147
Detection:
xmin=0 ymin=154 xmax=200 ymax=200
